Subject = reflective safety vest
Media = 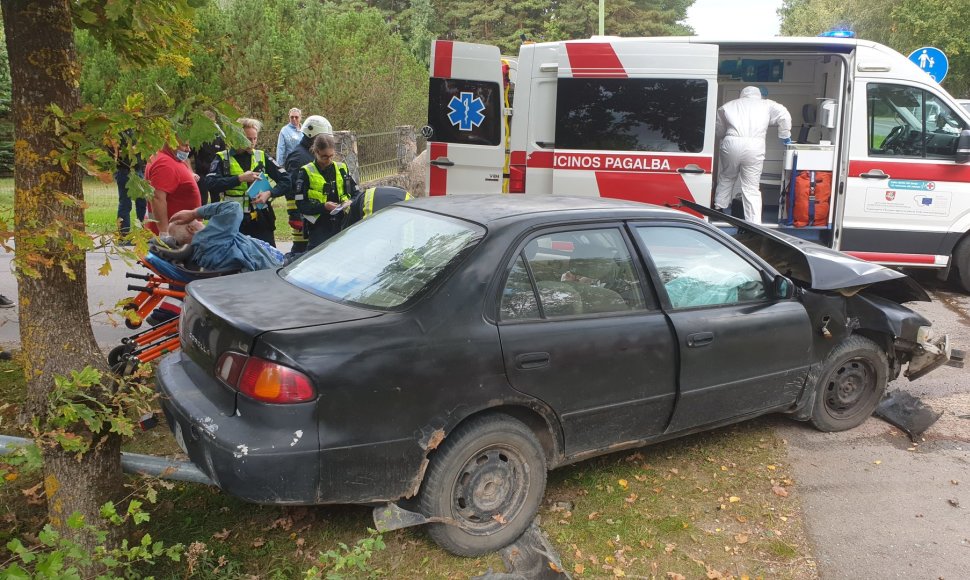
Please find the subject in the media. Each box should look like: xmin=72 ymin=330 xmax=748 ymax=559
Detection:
xmin=361 ymin=187 xmax=413 ymax=220
xmin=302 ymin=161 xmax=352 ymax=205
xmin=219 ymin=149 xmax=266 ymax=202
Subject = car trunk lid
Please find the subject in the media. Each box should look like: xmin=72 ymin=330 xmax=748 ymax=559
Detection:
xmin=180 ymin=270 xmax=383 ymax=372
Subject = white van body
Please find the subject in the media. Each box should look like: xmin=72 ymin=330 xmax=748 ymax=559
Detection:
xmin=424 ymin=37 xmax=970 ymax=287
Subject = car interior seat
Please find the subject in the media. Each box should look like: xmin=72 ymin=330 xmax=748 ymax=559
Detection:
xmin=565 ymin=245 xmax=628 ymax=313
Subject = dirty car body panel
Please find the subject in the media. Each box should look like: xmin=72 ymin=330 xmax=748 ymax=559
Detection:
xmin=158 ymin=195 xmax=954 ymax=506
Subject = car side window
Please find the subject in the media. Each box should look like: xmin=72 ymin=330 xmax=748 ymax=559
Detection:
xmin=636 ymin=226 xmax=766 ymax=308
xmin=499 ymin=228 xmax=648 ymax=321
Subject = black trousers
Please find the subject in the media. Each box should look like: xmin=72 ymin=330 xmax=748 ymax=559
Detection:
xmin=239 ymin=204 xmax=276 ymax=247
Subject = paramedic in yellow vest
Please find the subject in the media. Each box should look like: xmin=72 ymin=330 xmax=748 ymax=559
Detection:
xmin=342 ymin=186 xmax=412 ymax=228
xmin=293 ymin=133 xmax=361 ymax=250
xmin=205 ymin=117 xmax=290 ymax=246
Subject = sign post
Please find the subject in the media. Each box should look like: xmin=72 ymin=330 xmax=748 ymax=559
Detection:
xmin=908 ymin=46 xmax=949 ymax=83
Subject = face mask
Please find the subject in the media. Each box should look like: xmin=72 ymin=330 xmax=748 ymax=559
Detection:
xmin=176 ymin=150 xmax=190 ymax=161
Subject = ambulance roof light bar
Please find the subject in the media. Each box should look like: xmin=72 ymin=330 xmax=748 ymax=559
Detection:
xmin=818 ymin=28 xmax=855 ymax=38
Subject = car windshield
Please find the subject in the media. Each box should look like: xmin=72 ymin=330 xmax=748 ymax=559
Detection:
xmin=280 ymin=207 xmax=485 ymax=309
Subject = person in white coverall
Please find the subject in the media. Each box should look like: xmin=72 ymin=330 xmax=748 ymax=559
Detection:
xmin=714 ymin=86 xmax=792 ymax=224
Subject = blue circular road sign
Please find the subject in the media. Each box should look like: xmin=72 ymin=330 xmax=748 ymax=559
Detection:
xmin=908 ymin=46 xmax=949 ymax=83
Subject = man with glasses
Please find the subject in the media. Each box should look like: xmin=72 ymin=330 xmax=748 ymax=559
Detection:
xmin=276 ymin=107 xmax=303 ymax=166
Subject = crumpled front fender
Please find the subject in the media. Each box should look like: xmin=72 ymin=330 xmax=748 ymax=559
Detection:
xmin=905 ymin=334 xmax=965 ymax=381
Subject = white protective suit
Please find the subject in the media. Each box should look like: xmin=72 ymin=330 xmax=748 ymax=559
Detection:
xmin=714 ymin=86 xmax=792 ymax=224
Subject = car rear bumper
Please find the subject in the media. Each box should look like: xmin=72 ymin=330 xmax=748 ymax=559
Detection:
xmin=157 ymin=352 xmax=322 ymax=504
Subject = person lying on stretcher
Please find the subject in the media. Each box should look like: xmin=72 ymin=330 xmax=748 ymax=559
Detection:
xmin=166 ymin=201 xmax=285 ymax=272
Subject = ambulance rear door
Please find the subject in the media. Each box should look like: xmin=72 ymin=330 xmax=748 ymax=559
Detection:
xmin=426 ymin=40 xmax=506 ymax=196
xmin=551 ymin=40 xmax=718 ymax=209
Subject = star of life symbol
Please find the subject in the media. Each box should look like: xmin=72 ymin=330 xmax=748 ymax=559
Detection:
xmin=447 ymin=92 xmax=486 ymax=131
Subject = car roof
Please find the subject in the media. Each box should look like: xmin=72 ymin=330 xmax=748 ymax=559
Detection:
xmin=403 ymin=195 xmax=687 ymax=226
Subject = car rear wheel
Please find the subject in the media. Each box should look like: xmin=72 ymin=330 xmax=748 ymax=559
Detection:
xmin=810 ymin=335 xmax=888 ymax=432
xmin=418 ymin=414 xmax=546 ymax=556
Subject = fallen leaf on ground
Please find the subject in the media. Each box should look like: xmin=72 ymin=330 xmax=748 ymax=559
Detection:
xmin=251 ymin=538 xmax=265 ymax=548
xmin=729 ymin=496 xmax=740 ymax=503
xmin=618 ymin=479 xmax=629 ymax=489
xmin=212 ymin=529 xmax=231 ymax=541
xmin=664 ymin=543 xmax=676 ymax=554
xmin=667 ymin=573 xmax=686 ymax=580
xmin=574 ymin=563 xmax=585 ymax=574
xmin=772 ymin=485 xmax=789 ymax=497
xmin=735 ymin=533 xmax=749 ymax=544
xmin=492 ymin=513 xmax=508 ymax=524
xmin=588 ymin=511 xmax=600 ymax=520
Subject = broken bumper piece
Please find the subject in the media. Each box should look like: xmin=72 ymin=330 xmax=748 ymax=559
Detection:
xmin=905 ymin=334 xmax=964 ymax=381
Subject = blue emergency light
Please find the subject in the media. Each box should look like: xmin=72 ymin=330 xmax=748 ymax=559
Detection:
xmin=818 ymin=28 xmax=855 ymax=38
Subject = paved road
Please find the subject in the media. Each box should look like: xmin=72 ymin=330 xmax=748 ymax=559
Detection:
xmin=781 ymin=272 xmax=970 ymax=580
xmin=0 ymin=251 xmax=967 ymax=578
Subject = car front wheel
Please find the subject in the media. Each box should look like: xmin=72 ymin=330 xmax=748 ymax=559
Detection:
xmin=810 ymin=335 xmax=889 ymax=432
xmin=418 ymin=414 xmax=547 ymax=556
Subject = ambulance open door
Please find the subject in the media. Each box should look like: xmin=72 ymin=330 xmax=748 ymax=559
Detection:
xmin=550 ymin=40 xmax=718 ymax=209
xmin=425 ymin=40 xmax=506 ymax=196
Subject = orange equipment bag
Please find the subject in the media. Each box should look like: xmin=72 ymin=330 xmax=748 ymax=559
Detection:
xmin=793 ymin=170 xmax=831 ymax=227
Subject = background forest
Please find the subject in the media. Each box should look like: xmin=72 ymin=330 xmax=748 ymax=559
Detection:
xmin=1 ymin=0 xmax=969 ymax=175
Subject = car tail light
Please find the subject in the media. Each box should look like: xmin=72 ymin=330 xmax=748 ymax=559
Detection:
xmin=509 ymin=165 xmax=526 ymax=193
xmin=215 ymin=352 xmax=315 ymax=404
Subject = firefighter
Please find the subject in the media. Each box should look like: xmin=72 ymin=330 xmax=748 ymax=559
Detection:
xmin=284 ymin=115 xmax=333 ymax=254
xmin=342 ymin=186 xmax=412 ymax=228
xmin=205 ymin=118 xmax=290 ymax=246
xmin=294 ymin=133 xmax=361 ymax=250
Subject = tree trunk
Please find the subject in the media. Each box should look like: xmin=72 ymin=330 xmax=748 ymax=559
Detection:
xmin=2 ymin=0 xmax=123 ymax=548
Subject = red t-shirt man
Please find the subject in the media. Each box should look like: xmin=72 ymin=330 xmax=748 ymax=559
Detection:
xmin=145 ymin=145 xmax=202 ymax=235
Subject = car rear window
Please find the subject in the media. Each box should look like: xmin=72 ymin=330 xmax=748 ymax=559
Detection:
xmin=280 ymin=207 xmax=485 ymax=310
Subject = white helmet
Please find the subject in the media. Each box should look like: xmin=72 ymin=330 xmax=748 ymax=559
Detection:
xmin=301 ymin=115 xmax=333 ymax=137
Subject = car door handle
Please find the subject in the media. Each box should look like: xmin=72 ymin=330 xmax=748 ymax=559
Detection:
xmin=686 ymin=332 xmax=714 ymax=348
xmin=430 ymin=157 xmax=455 ymax=167
xmin=515 ymin=352 xmax=550 ymax=370
xmin=859 ymin=169 xmax=889 ymax=179
xmin=677 ymin=164 xmax=706 ymax=174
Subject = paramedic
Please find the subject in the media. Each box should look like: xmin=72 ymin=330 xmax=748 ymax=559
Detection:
xmin=168 ymin=201 xmax=284 ymax=272
xmin=284 ymin=115 xmax=334 ymax=254
xmin=294 ymin=133 xmax=361 ymax=250
xmin=714 ymin=86 xmax=792 ymax=224
xmin=342 ymin=186 xmax=412 ymax=228
xmin=205 ymin=118 xmax=290 ymax=246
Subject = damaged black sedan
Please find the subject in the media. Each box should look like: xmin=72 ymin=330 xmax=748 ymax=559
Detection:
xmin=158 ymin=195 xmax=958 ymax=556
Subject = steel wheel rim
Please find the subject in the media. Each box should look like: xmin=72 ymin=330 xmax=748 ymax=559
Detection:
xmin=823 ymin=357 xmax=875 ymax=419
xmin=450 ymin=444 xmax=530 ymax=535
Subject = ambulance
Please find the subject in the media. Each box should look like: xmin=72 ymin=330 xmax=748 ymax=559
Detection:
xmin=424 ymin=36 xmax=970 ymax=291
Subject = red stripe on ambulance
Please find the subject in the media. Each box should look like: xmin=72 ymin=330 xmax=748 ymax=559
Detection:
xmin=429 ymin=142 xmax=448 ymax=196
xmin=541 ymin=152 xmax=711 ymax=173
xmin=593 ymin=172 xmax=700 ymax=216
xmin=848 ymin=160 xmax=970 ymax=182
xmin=844 ymin=251 xmax=937 ymax=265
xmin=564 ymin=43 xmax=628 ymax=78
xmin=433 ymin=40 xmax=453 ymax=78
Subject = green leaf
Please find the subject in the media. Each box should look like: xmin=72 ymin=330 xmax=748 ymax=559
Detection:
xmin=49 ymin=103 xmax=65 ymax=118
xmin=67 ymin=511 xmax=86 ymax=529
xmin=2 ymin=564 xmax=31 ymax=580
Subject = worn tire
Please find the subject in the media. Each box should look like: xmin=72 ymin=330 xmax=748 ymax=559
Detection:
xmin=810 ymin=335 xmax=889 ymax=432
xmin=418 ymin=414 xmax=546 ymax=557
xmin=952 ymin=236 xmax=970 ymax=293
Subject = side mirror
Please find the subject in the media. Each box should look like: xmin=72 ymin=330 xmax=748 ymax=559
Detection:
xmin=956 ymin=130 xmax=970 ymax=164
xmin=773 ymin=274 xmax=795 ymax=300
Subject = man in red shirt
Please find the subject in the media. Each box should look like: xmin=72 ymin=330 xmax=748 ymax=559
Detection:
xmin=145 ymin=141 xmax=202 ymax=235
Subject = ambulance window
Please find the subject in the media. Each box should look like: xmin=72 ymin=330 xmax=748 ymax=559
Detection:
xmin=555 ymin=78 xmax=707 ymax=153
xmin=427 ymin=78 xmax=502 ymax=146
xmin=867 ymin=84 xmax=966 ymax=159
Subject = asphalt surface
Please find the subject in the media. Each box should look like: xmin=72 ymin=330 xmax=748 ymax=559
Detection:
xmin=0 ymin=251 xmax=967 ymax=578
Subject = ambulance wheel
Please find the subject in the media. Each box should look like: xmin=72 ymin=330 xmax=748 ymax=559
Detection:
xmin=418 ymin=414 xmax=546 ymax=556
xmin=810 ymin=335 xmax=888 ymax=432
xmin=953 ymin=236 xmax=970 ymax=293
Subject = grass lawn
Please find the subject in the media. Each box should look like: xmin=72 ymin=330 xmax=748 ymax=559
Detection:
xmin=0 ymin=354 xmax=818 ymax=578
xmin=0 ymin=177 xmax=294 ymax=241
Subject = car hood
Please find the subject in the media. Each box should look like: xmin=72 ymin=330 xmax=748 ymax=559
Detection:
xmin=681 ymin=201 xmax=930 ymax=303
xmin=187 ymin=269 xmax=383 ymax=335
